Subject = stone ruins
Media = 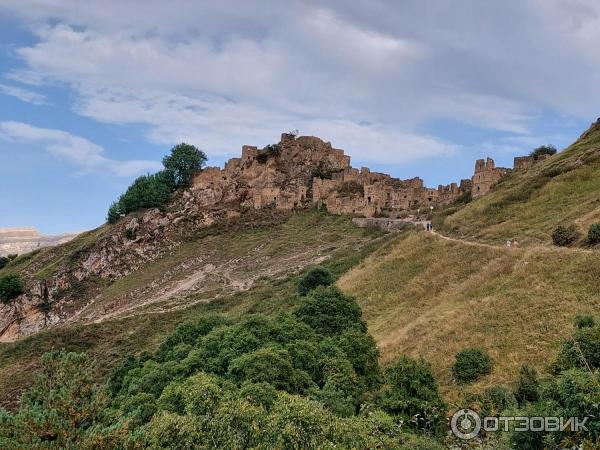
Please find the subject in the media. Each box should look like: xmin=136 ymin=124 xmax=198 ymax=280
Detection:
xmin=191 ymin=132 xmax=536 ymax=218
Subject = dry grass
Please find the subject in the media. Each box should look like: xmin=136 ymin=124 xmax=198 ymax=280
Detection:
xmin=439 ymin=126 xmax=600 ymax=246
xmin=338 ymin=230 xmax=600 ymax=405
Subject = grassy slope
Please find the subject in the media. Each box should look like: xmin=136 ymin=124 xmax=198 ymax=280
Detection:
xmin=439 ymin=121 xmax=600 ymax=245
xmin=339 ymin=231 xmax=600 ymax=404
xmin=0 ymin=210 xmax=389 ymax=408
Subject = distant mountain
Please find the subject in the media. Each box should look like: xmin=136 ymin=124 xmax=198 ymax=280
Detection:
xmin=0 ymin=227 xmax=80 ymax=257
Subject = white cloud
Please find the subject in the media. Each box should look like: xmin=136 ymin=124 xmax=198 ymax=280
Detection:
xmin=2 ymin=0 xmax=600 ymax=170
xmin=0 ymin=121 xmax=161 ymax=176
xmin=0 ymin=83 xmax=46 ymax=105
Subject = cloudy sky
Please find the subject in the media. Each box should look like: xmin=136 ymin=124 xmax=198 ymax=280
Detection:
xmin=0 ymin=1 xmax=598 ymax=234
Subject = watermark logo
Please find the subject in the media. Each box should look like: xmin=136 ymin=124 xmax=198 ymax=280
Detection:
xmin=451 ymin=409 xmax=481 ymax=440
xmin=450 ymin=409 xmax=589 ymax=440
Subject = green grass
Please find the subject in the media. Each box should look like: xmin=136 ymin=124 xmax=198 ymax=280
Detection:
xmin=339 ymin=230 xmax=600 ymax=405
xmin=438 ymin=124 xmax=600 ymax=245
xmin=0 ymin=209 xmax=389 ymax=409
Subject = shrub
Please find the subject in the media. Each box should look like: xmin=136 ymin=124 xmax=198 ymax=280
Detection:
xmin=0 ymin=351 xmax=128 ymax=448
xmin=553 ymin=325 xmax=600 ymax=372
xmin=0 ymin=274 xmax=24 ymax=304
xmin=0 ymin=256 xmax=9 ymax=270
xmin=513 ymin=364 xmax=540 ymax=405
xmin=162 ymin=143 xmax=207 ymax=188
xmin=297 ymin=266 xmax=335 ymax=296
xmin=575 ymin=314 xmax=595 ymax=329
xmin=379 ymin=357 xmax=446 ymax=434
xmin=257 ymin=144 xmax=281 ymax=164
xmin=586 ymin=223 xmax=600 ymax=245
xmin=452 ymin=348 xmax=492 ymax=384
xmin=294 ymin=286 xmax=365 ymax=336
xmin=551 ymin=224 xmax=580 ymax=247
xmin=482 ymin=386 xmax=517 ymax=415
xmin=107 ymin=171 xmax=175 ymax=223
xmin=530 ymin=145 xmax=557 ymax=160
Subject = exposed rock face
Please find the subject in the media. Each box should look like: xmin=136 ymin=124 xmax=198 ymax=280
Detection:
xmin=0 ymin=132 xmax=539 ymax=342
xmin=192 ymin=133 xmax=471 ymax=218
xmin=0 ymin=228 xmax=80 ymax=257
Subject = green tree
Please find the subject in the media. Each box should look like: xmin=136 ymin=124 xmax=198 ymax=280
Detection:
xmin=297 ymin=266 xmax=335 ymax=296
xmin=0 ymin=351 xmax=129 ymax=449
xmin=294 ymin=286 xmax=365 ymax=336
xmin=0 ymin=274 xmax=24 ymax=304
xmin=162 ymin=143 xmax=207 ymax=188
xmin=379 ymin=357 xmax=447 ymax=434
xmin=106 ymin=171 xmax=174 ymax=223
xmin=0 ymin=257 xmax=9 ymax=270
xmin=452 ymin=348 xmax=493 ymax=384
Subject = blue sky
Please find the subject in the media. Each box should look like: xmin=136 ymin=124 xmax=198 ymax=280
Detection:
xmin=0 ymin=1 xmax=597 ymax=234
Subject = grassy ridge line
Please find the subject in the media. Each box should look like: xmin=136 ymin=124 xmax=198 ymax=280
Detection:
xmin=0 ymin=211 xmax=390 ymax=409
xmin=439 ymin=123 xmax=600 ymax=245
xmin=338 ymin=230 xmax=600 ymax=403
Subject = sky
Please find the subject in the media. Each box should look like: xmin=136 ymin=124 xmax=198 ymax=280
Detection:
xmin=0 ymin=1 xmax=599 ymax=234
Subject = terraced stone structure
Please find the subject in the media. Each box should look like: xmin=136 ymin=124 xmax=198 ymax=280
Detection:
xmin=192 ymin=133 xmax=475 ymax=217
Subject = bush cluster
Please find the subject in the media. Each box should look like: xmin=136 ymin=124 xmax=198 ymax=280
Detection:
xmin=587 ymin=223 xmax=600 ymax=245
xmin=297 ymin=266 xmax=334 ymax=296
xmin=107 ymin=143 xmax=207 ymax=224
xmin=0 ymin=274 xmax=24 ymax=304
xmin=452 ymin=348 xmax=492 ymax=384
xmin=256 ymin=144 xmax=281 ymax=164
xmin=551 ymin=224 xmax=580 ymax=247
xmin=0 ymin=275 xmax=449 ymax=448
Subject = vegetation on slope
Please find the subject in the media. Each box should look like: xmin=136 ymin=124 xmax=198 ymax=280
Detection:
xmin=0 ymin=210 xmax=389 ymax=409
xmin=438 ymin=119 xmax=600 ymax=244
xmin=0 ymin=284 xmax=447 ymax=449
xmin=339 ymin=231 xmax=600 ymax=403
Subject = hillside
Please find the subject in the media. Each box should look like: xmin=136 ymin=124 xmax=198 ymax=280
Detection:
xmin=2 ymin=125 xmax=600 ymax=447
xmin=338 ymin=231 xmax=599 ymax=403
xmin=0 ymin=210 xmax=388 ymax=407
xmin=438 ymin=118 xmax=600 ymax=244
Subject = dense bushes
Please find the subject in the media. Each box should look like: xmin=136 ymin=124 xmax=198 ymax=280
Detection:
xmin=297 ymin=266 xmax=334 ymax=296
xmin=466 ymin=323 xmax=600 ymax=449
xmin=0 ymin=274 xmax=24 ymax=304
xmin=575 ymin=313 xmax=595 ymax=329
xmin=107 ymin=143 xmax=207 ymax=223
xmin=0 ymin=257 xmax=9 ymax=270
xmin=587 ymin=223 xmax=600 ymax=245
xmin=379 ymin=357 xmax=447 ymax=434
xmin=551 ymin=224 xmax=580 ymax=246
xmin=0 ymin=351 xmax=129 ymax=449
xmin=452 ymin=348 xmax=492 ymax=384
xmin=0 ymin=275 xmax=449 ymax=448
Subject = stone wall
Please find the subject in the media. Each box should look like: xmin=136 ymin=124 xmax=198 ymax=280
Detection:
xmin=192 ymin=132 xmax=535 ymax=218
xmin=471 ymin=157 xmax=511 ymax=198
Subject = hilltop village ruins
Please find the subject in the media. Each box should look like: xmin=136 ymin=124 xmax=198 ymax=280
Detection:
xmin=192 ymin=133 xmax=540 ymax=218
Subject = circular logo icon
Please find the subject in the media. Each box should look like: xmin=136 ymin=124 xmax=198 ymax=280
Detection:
xmin=451 ymin=409 xmax=481 ymax=440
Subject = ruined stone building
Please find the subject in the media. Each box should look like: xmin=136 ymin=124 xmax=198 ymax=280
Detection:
xmin=191 ymin=132 xmax=533 ymax=218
